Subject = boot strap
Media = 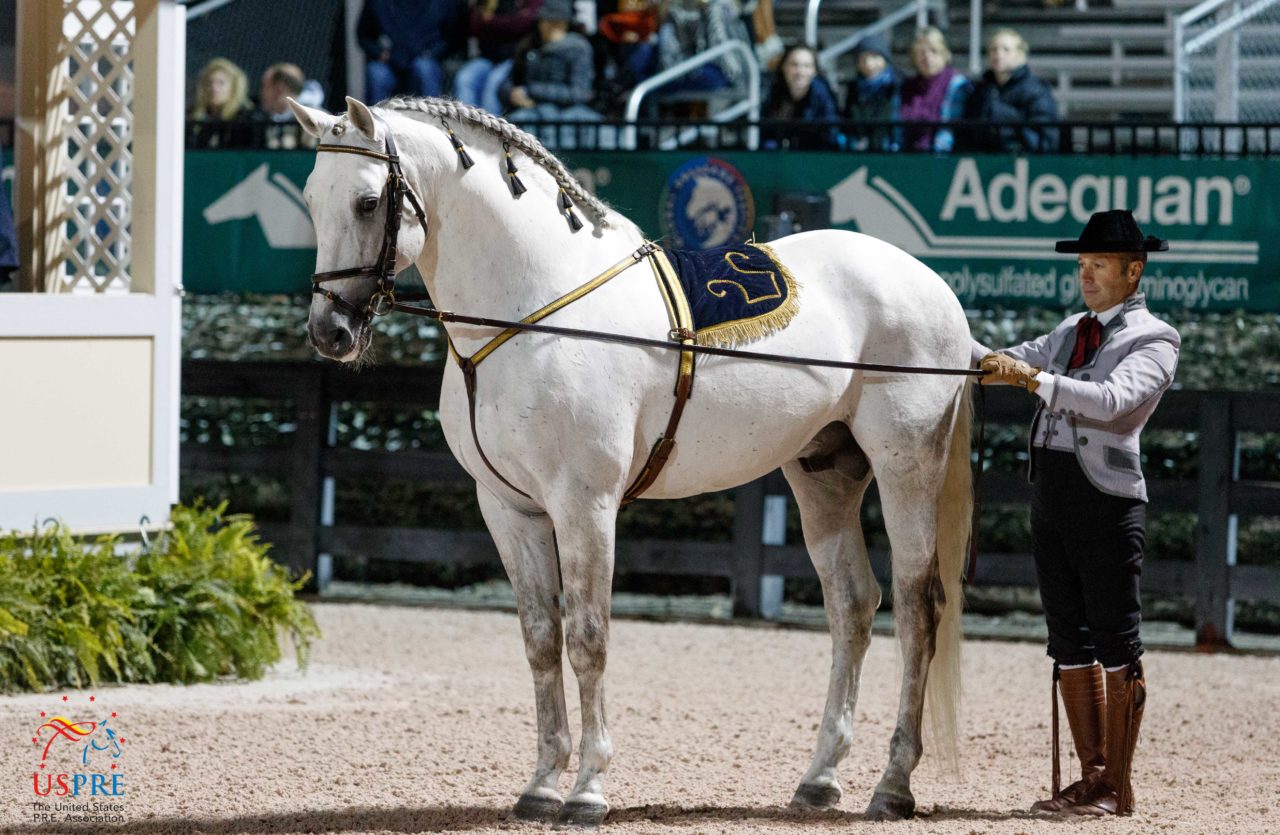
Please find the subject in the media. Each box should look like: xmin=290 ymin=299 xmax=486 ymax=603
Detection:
xmin=1115 ymin=662 xmax=1146 ymax=813
xmin=1051 ymin=664 xmax=1061 ymax=796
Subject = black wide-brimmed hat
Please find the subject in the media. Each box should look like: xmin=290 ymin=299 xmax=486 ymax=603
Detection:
xmin=1055 ymin=209 xmax=1168 ymax=253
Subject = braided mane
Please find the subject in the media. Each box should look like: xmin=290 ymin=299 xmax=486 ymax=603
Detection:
xmin=380 ymin=96 xmax=612 ymax=228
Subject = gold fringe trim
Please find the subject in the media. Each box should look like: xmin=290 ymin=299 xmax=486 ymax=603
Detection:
xmin=695 ymin=240 xmax=801 ymax=348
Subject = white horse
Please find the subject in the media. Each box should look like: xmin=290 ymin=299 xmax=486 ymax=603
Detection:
xmin=289 ymin=96 xmax=973 ymax=827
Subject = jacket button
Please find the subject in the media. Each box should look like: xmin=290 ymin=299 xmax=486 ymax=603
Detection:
xmin=1081 ymin=373 xmax=1091 ymax=381
xmin=1079 ymin=436 xmax=1089 ymax=446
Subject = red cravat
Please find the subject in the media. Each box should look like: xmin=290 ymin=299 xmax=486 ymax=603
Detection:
xmin=1068 ymin=315 xmax=1102 ymax=370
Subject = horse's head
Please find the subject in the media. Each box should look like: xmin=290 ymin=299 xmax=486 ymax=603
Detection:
xmin=289 ymin=96 xmax=429 ymax=363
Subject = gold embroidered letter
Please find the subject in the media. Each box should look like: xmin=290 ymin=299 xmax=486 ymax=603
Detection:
xmin=706 ymin=251 xmax=783 ymax=305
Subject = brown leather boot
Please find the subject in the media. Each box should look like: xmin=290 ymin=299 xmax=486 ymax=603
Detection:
xmin=1030 ymin=664 xmax=1106 ymax=813
xmin=1064 ymin=661 xmax=1146 ymax=816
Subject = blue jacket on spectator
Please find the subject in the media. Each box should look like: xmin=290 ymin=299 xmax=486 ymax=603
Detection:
xmin=357 ymin=0 xmax=466 ymax=70
xmin=0 ymin=185 xmax=17 ymax=279
xmin=962 ymin=64 xmax=1059 ymax=152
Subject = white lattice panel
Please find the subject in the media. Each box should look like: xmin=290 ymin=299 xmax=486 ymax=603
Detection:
xmin=56 ymin=0 xmax=136 ymax=293
xmin=3 ymin=0 xmax=184 ymax=534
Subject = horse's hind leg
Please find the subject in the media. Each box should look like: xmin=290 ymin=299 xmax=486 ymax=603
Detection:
xmin=476 ymin=487 xmax=571 ymax=822
xmin=546 ymin=498 xmax=619 ymax=828
xmin=783 ymin=424 xmax=880 ymax=810
xmin=856 ymin=422 xmax=951 ymax=821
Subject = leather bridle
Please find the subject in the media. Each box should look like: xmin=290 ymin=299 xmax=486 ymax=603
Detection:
xmin=311 ymin=128 xmax=428 ymax=323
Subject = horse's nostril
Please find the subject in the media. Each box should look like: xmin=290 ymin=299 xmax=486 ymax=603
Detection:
xmin=329 ymin=328 xmax=352 ymax=355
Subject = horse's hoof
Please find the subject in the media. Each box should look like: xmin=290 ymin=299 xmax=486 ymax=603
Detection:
xmin=556 ymin=799 xmax=609 ymax=828
xmin=513 ymin=793 xmax=562 ymax=821
xmin=865 ymin=791 xmax=915 ymax=821
xmin=791 ymin=781 xmax=842 ymax=810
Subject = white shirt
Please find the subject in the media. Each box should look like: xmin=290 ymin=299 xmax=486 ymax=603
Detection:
xmin=1033 ymin=301 xmax=1124 ymax=403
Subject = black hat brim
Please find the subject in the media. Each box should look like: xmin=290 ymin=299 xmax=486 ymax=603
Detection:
xmin=1055 ymin=235 xmax=1169 ymax=253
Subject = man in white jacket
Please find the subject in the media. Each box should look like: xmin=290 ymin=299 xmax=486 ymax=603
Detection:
xmin=975 ymin=209 xmax=1179 ymax=818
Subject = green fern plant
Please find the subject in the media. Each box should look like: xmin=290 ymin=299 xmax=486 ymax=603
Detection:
xmin=0 ymin=525 xmax=154 ymax=691
xmin=135 ymin=501 xmax=319 ymax=683
xmin=0 ymin=502 xmax=319 ymax=692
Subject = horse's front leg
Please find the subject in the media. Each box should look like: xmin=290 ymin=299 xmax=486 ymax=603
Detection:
xmin=548 ymin=499 xmax=618 ymax=828
xmin=476 ymin=487 xmax=572 ymax=822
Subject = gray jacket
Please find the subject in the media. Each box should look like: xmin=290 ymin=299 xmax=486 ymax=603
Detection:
xmin=973 ymin=293 xmax=1180 ymax=500
xmin=508 ymin=32 xmax=595 ymax=107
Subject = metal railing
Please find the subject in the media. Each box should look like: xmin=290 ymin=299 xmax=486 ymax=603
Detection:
xmin=1175 ymin=0 xmax=1280 ymax=121
xmin=622 ymin=39 xmax=761 ymax=151
xmin=806 ymin=0 xmax=935 ymax=54
xmin=181 ymin=118 xmax=1280 ymax=156
xmin=185 ymin=0 xmax=238 ymax=20
xmin=816 ymin=0 xmax=940 ymax=71
xmin=968 ymin=0 xmax=983 ymax=75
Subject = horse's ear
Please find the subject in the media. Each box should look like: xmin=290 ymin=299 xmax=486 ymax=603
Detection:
xmin=287 ymin=97 xmax=334 ymax=138
xmin=345 ymin=96 xmax=379 ymax=143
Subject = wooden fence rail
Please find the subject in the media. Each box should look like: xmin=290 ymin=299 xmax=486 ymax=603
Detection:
xmin=182 ymin=360 xmax=1280 ymax=648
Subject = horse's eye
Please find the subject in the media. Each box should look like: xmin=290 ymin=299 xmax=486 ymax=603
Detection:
xmin=357 ymin=195 xmax=380 ymax=215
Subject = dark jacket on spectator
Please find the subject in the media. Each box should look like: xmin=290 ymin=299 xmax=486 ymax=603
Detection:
xmin=187 ymin=105 xmax=260 ymax=150
xmin=509 ymin=31 xmax=595 ymax=107
xmin=762 ymin=75 xmax=842 ymax=150
xmin=473 ymin=0 xmax=543 ymax=63
xmin=358 ymin=0 xmax=466 ymax=70
xmin=961 ymin=64 xmax=1059 ymax=152
xmin=844 ymin=64 xmax=903 ymax=151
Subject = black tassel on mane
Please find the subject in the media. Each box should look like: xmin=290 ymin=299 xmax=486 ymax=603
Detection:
xmin=441 ymin=118 xmax=474 ymax=169
xmin=559 ymin=188 xmax=583 ymax=231
xmin=503 ymin=142 xmax=527 ymax=197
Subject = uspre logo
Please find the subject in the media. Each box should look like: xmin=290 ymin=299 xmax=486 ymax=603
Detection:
xmin=28 ymin=694 xmax=127 ymax=826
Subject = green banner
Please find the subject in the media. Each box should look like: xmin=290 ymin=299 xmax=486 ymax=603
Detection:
xmin=183 ymin=150 xmax=320 ymax=296
xmin=184 ymin=149 xmax=1280 ymax=311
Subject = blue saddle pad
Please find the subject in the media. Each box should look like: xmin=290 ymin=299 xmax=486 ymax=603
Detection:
xmin=662 ymin=241 xmax=800 ymax=348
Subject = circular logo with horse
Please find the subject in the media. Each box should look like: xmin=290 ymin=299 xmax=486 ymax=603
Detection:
xmin=661 ymin=157 xmax=755 ymax=251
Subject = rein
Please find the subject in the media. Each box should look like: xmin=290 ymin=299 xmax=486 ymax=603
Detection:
xmin=393 ymin=301 xmax=986 ymax=378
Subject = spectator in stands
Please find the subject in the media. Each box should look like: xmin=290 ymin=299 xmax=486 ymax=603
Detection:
xmin=843 ymin=33 xmax=902 ymax=152
xmin=745 ymin=0 xmax=784 ymax=71
xmin=657 ymin=0 xmax=754 ymax=97
xmin=357 ymin=0 xmax=467 ymax=102
xmin=592 ymin=0 xmax=661 ymax=116
xmin=503 ymin=0 xmax=601 ymax=147
xmin=188 ymin=57 xmax=256 ymax=149
xmin=961 ymin=27 xmax=1059 ymax=152
xmin=258 ymin=63 xmax=325 ymax=148
xmin=258 ymin=63 xmax=306 ymax=122
xmin=454 ymin=0 xmax=542 ymax=115
xmin=761 ymin=44 xmax=842 ymax=150
xmin=899 ymin=27 xmax=972 ymax=153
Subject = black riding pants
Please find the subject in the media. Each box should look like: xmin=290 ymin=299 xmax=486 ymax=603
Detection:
xmin=1030 ymin=449 xmax=1145 ymax=668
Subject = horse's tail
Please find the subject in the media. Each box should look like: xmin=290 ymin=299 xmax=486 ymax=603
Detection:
xmin=926 ymin=381 xmax=972 ymax=772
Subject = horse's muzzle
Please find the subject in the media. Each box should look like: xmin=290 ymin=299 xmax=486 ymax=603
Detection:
xmin=308 ymin=313 xmax=366 ymax=362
